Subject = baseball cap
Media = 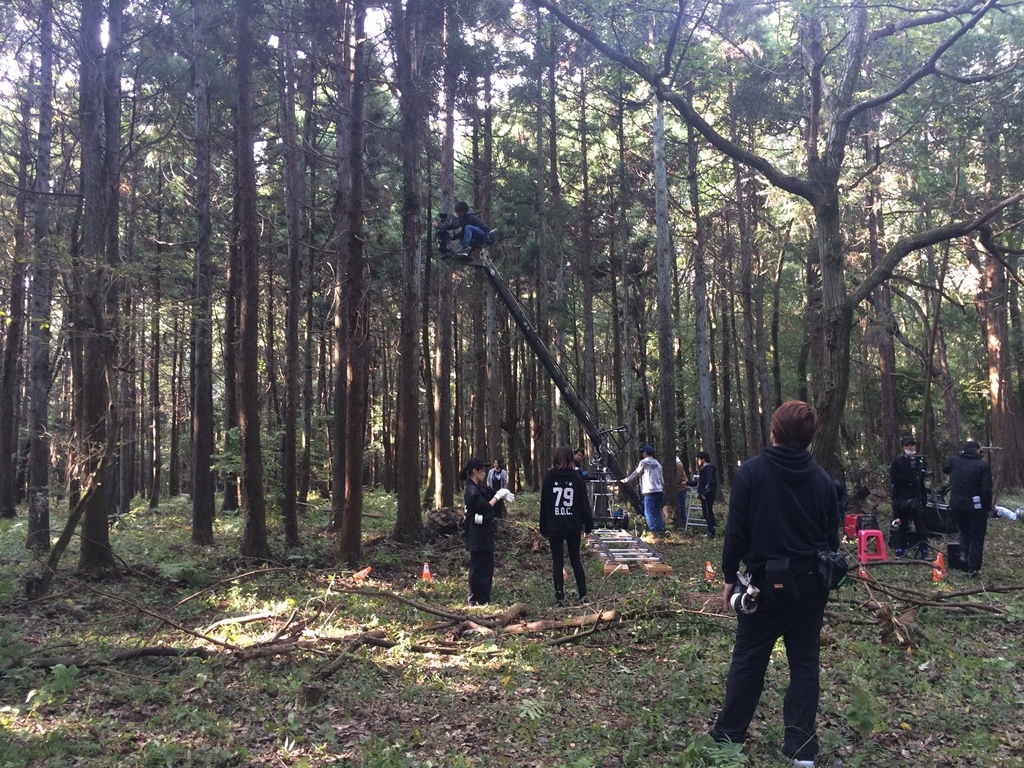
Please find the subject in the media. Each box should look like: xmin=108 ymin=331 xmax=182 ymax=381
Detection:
xmin=459 ymin=456 xmax=488 ymax=481
xmin=642 ymin=445 xmax=655 ymax=456
xmin=901 ymin=436 xmax=916 ymax=446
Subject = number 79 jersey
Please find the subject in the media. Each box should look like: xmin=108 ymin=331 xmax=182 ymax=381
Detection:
xmin=539 ymin=467 xmax=594 ymax=538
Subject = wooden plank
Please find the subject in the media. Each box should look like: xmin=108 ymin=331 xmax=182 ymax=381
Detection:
xmin=642 ymin=562 xmax=674 ymax=577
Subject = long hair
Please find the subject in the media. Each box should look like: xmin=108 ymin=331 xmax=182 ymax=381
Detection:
xmin=770 ymin=401 xmax=818 ymax=450
xmin=552 ymin=446 xmax=575 ymax=470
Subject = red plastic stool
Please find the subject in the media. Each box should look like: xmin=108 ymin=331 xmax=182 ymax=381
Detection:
xmin=857 ymin=529 xmax=888 ymax=563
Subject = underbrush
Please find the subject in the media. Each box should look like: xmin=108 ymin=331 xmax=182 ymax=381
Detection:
xmin=0 ymin=489 xmax=1023 ymax=766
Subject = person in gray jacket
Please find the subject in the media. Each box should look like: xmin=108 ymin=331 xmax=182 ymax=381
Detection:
xmin=625 ymin=445 xmax=664 ymax=534
xmin=943 ymin=440 xmax=993 ymax=576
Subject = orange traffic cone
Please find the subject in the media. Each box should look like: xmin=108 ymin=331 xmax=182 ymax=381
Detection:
xmin=858 ymin=565 xmax=869 ymax=579
xmin=422 ymin=562 xmax=432 ymax=582
xmin=705 ymin=561 xmax=714 ymax=581
xmin=932 ymin=552 xmax=945 ymax=582
xmin=353 ymin=566 xmax=372 ymax=582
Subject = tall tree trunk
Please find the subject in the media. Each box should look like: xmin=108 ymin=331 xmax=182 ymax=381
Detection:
xmin=0 ymin=73 xmax=31 ymax=519
xmin=533 ymin=7 xmax=551 ymax=483
xmin=222 ymin=163 xmax=240 ymax=513
xmin=236 ymin=0 xmax=270 ymax=560
xmin=652 ymin=95 xmax=677 ymax=512
xmin=148 ymin=268 xmax=162 ymax=510
xmin=279 ymin=0 xmax=303 ymax=547
xmin=393 ymin=0 xmax=425 ymax=543
xmin=718 ymin=282 xmax=735 ymax=482
xmin=686 ymin=117 xmax=716 ymax=464
xmin=341 ymin=0 xmax=368 ymax=565
xmin=191 ymin=0 xmax=215 ymax=544
xmin=27 ymin=0 xmax=54 ymax=550
xmin=77 ymin=0 xmax=114 ymax=571
xmin=433 ymin=16 xmax=456 ymax=509
xmin=330 ymin=0 xmax=352 ymax=530
xmin=578 ymin=68 xmax=597 ymax=441
xmin=865 ymin=126 xmax=900 ymax=461
xmin=168 ymin=314 xmax=181 ymax=497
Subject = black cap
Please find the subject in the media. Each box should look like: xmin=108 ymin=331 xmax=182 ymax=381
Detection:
xmin=459 ymin=456 xmax=488 ymax=481
xmin=642 ymin=445 xmax=655 ymax=456
xmin=963 ymin=440 xmax=981 ymax=453
xmin=901 ymin=436 xmax=916 ymax=446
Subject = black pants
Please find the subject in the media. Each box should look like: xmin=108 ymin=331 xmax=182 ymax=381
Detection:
xmin=549 ymin=532 xmax=586 ymax=600
xmin=954 ymin=506 xmax=988 ymax=573
xmin=701 ymin=496 xmax=717 ymax=535
xmin=468 ymin=550 xmax=494 ymax=604
xmin=892 ymin=498 xmax=927 ymax=552
xmin=711 ymin=574 xmax=828 ymax=761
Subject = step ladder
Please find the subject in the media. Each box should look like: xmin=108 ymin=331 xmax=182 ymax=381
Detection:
xmin=587 ymin=529 xmax=673 ymax=577
xmin=684 ymin=487 xmax=707 ymax=533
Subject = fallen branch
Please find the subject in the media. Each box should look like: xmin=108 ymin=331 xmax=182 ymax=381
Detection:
xmin=544 ymin=615 xmax=617 ymax=646
xmin=84 ymin=585 xmax=242 ymax=651
xmin=503 ymin=610 xmax=619 ymax=635
xmin=201 ymin=612 xmax=275 ymax=634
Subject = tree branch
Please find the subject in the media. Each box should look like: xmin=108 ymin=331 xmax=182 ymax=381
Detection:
xmin=535 ymin=0 xmax=817 ymax=203
xmin=848 ymin=189 xmax=1024 ymax=307
xmin=840 ymin=0 xmax=998 ymax=128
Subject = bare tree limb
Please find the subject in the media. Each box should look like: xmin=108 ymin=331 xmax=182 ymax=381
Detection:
xmin=849 ymin=189 xmax=1024 ymax=306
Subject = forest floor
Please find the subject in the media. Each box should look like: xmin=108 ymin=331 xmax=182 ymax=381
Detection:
xmin=2 ymin=485 xmax=1024 ymax=768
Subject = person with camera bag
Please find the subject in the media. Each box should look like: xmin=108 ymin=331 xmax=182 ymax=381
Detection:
xmin=943 ymin=440 xmax=993 ymax=577
xmin=889 ymin=436 xmax=929 ymax=556
xmin=710 ymin=402 xmax=839 ymax=768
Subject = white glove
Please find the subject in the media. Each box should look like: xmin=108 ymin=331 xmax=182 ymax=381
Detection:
xmin=494 ymin=488 xmax=514 ymax=503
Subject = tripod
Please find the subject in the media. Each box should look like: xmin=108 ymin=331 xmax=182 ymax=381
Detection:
xmin=892 ymin=496 xmax=939 ymax=559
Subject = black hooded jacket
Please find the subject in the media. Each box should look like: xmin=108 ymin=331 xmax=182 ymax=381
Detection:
xmin=721 ymin=446 xmax=839 ymax=581
xmin=943 ymin=451 xmax=993 ymax=512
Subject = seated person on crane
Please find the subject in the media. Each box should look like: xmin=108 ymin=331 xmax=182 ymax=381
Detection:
xmin=442 ymin=201 xmax=497 ymax=255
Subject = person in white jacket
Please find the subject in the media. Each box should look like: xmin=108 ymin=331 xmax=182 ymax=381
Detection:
xmin=625 ymin=445 xmax=665 ymax=534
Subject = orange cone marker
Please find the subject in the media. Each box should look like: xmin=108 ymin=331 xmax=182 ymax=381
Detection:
xmin=705 ymin=561 xmax=714 ymax=581
xmin=422 ymin=562 xmax=432 ymax=582
xmin=932 ymin=552 xmax=945 ymax=582
xmin=353 ymin=566 xmax=372 ymax=582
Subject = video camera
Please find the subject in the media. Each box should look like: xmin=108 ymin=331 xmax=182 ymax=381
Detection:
xmin=433 ymin=213 xmax=456 ymax=252
xmin=908 ymin=454 xmax=932 ymax=477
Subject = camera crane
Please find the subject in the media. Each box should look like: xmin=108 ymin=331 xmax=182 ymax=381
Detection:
xmin=440 ymin=245 xmax=643 ymax=518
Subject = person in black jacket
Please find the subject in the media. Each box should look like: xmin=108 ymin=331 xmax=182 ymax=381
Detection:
xmin=450 ymin=201 xmax=495 ymax=254
xmin=889 ymin=436 xmax=929 ymax=556
xmin=540 ymin=446 xmax=595 ymax=604
xmin=461 ymin=456 xmax=512 ymax=605
xmin=943 ymin=440 xmax=993 ymax=576
xmin=687 ymin=451 xmax=718 ymax=538
xmin=711 ymin=401 xmax=839 ymax=767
